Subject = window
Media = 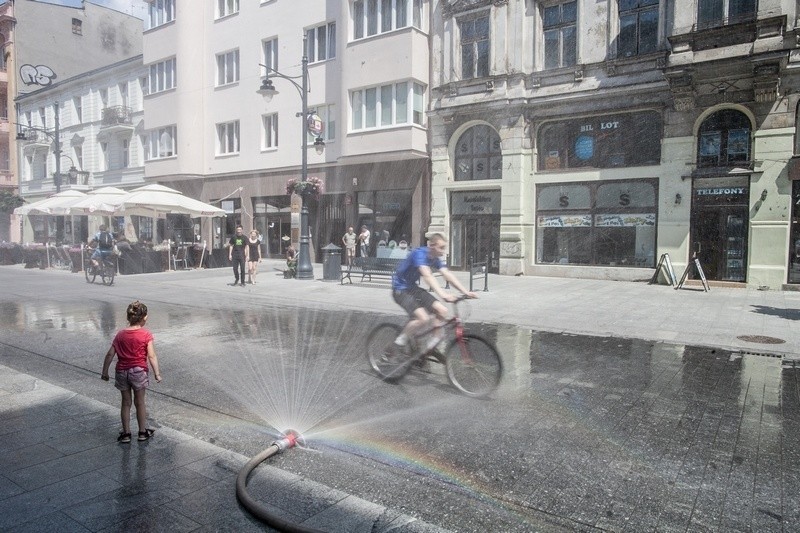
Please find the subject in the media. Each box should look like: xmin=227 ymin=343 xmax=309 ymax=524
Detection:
xmin=217 ymin=121 xmax=240 ymax=155
xmin=148 ymin=58 xmax=176 ymax=94
xmin=217 ymin=0 xmax=239 ymax=18
xmin=147 ymin=0 xmax=175 ymax=30
xmin=122 ymin=139 xmax=129 ymax=168
xmin=216 ymin=49 xmax=240 ymax=86
xmin=308 ymin=104 xmax=336 ymax=143
xmin=262 ymin=38 xmax=278 ymax=74
xmin=454 ymin=125 xmax=502 ymax=181
xmin=73 ymin=97 xmax=82 ymax=124
xmin=536 ymin=179 xmax=658 ymax=268
xmin=697 ymin=109 xmax=751 ymax=168
xmin=38 ymin=107 xmax=46 ymax=128
xmin=74 ymin=145 xmax=83 ymax=169
xmin=99 ymin=88 xmax=108 ymax=109
xmin=697 ymin=0 xmax=756 ymax=29
xmin=262 ymin=114 xmax=278 ymax=149
xmin=144 ymin=125 xmax=177 ymax=160
xmin=537 ymin=111 xmax=662 ymax=170
xmin=543 ymin=1 xmax=577 ymax=69
xmin=100 ymin=142 xmax=109 ymax=171
xmin=72 ymin=18 xmax=82 ymax=35
xmin=618 ymin=0 xmax=658 ymax=57
xmin=351 ymin=81 xmax=425 ymax=130
xmin=119 ymin=82 xmax=128 ymax=107
xmin=306 ymin=22 xmax=336 ymax=63
xmin=460 ymin=14 xmax=490 ymax=79
xmin=140 ymin=76 xmax=148 ymax=97
xmin=353 ymin=0 xmax=421 ymax=39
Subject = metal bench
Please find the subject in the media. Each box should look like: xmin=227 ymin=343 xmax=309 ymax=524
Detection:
xmin=341 ymin=256 xmax=402 ymax=284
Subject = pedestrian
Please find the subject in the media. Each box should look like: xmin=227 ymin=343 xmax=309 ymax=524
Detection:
xmin=342 ymin=226 xmax=357 ymax=267
xmin=247 ymin=229 xmax=262 ymax=284
xmin=359 ymin=225 xmax=371 ymax=257
xmin=285 ymin=243 xmax=297 ymax=278
xmin=101 ymin=300 xmax=162 ymax=443
xmin=228 ymin=225 xmax=248 ymax=286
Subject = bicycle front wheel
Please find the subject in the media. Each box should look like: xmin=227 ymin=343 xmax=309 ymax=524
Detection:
xmin=85 ymin=264 xmax=96 ymax=284
xmin=101 ymin=262 xmax=115 ymax=286
xmin=445 ymin=334 xmax=502 ymax=398
xmin=366 ymin=323 xmax=413 ymax=382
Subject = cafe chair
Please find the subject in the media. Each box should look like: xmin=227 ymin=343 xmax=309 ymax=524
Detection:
xmin=172 ymin=245 xmax=189 ymax=270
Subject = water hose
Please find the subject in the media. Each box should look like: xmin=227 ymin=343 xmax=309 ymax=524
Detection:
xmin=236 ymin=430 xmax=324 ymax=533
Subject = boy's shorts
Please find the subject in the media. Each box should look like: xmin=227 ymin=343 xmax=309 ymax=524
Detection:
xmin=115 ymin=367 xmax=149 ymax=391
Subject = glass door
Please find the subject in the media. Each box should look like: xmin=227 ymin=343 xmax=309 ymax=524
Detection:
xmin=690 ymin=206 xmax=748 ymax=282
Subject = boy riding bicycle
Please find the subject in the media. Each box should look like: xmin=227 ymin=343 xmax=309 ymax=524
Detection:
xmin=391 ymin=231 xmax=476 ymax=357
xmin=89 ymin=225 xmax=115 ymax=269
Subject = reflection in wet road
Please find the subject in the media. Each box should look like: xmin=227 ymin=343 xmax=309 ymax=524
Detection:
xmin=1 ymin=296 xmax=797 ymax=532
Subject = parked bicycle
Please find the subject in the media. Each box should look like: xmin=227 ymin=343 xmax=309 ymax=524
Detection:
xmin=366 ymin=295 xmax=502 ymax=398
xmin=84 ymin=246 xmax=116 ymax=286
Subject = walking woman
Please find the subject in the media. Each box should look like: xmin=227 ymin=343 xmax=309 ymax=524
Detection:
xmin=247 ymin=230 xmax=262 ymax=284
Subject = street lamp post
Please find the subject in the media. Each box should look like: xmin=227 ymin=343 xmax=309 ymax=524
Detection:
xmin=257 ymin=34 xmax=324 ymax=281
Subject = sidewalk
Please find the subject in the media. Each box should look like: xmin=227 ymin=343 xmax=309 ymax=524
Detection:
xmin=0 ymin=363 xmax=449 ymax=532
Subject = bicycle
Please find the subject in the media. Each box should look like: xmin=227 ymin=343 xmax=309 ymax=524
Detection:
xmin=366 ymin=295 xmax=502 ymax=398
xmin=84 ymin=247 xmax=116 ymax=286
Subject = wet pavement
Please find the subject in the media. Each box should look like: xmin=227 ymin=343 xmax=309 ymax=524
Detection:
xmin=0 ymin=263 xmax=798 ymax=531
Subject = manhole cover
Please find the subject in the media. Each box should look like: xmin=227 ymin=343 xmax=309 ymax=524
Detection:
xmin=737 ymin=335 xmax=786 ymax=344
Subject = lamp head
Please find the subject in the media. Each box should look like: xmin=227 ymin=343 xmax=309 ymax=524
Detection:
xmin=313 ymin=135 xmax=325 ymax=155
xmin=257 ymin=78 xmax=278 ymax=103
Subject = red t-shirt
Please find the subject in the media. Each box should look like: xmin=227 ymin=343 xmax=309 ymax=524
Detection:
xmin=112 ymin=327 xmax=154 ymax=371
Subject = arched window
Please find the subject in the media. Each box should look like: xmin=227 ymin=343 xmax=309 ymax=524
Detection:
xmin=454 ymin=125 xmax=502 ymax=181
xmin=697 ymin=109 xmax=751 ymax=168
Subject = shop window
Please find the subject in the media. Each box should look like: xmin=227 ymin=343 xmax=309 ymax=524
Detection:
xmin=543 ymin=1 xmax=577 ymax=69
xmin=356 ymin=190 xmax=413 ymax=256
xmin=454 ymin=125 xmax=502 ymax=181
xmin=696 ymin=109 xmax=751 ymax=168
xmin=538 ymin=111 xmax=661 ymax=170
xmin=459 ymin=13 xmax=490 ymax=79
xmin=618 ymin=0 xmax=658 ymax=58
xmin=536 ymin=179 xmax=657 ymax=267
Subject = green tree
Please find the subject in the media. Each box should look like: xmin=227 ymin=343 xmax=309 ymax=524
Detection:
xmin=0 ymin=191 xmax=25 ymax=213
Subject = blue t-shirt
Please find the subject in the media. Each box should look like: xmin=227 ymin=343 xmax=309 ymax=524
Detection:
xmin=392 ymin=246 xmax=445 ymax=291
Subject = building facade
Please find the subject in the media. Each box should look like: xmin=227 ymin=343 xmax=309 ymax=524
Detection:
xmin=429 ymin=0 xmax=800 ymax=289
xmin=2 ymin=0 xmax=143 ymax=242
xmin=142 ymin=0 xmax=430 ymax=258
xmin=17 ymin=55 xmax=147 ymax=244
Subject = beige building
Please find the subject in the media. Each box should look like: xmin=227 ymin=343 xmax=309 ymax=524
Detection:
xmin=143 ymin=0 xmax=430 ymax=260
xmin=429 ymin=0 xmax=800 ymax=289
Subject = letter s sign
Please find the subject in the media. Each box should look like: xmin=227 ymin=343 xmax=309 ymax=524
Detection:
xmin=619 ymin=193 xmax=631 ymax=206
xmin=559 ymin=195 xmax=569 ymax=207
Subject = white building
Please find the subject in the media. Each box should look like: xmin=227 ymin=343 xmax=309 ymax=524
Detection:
xmin=17 ymin=55 xmax=147 ymax=243
xmin=143 ymin=0 xmax=430 ymax=259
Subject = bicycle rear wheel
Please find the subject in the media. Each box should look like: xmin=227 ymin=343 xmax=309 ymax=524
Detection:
xmin=366 ymin=323 xmax=414 ymax=382
xmin=445 ymin=334 xmax=502 ymax=398
xmin=85 ymin=264 xmax=96 ymax=283
xmin=101 ymin=262 xmax=115 ymax=285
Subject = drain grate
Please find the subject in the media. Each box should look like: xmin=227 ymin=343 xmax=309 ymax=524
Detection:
xmin=740 ymin=351 xmax=784 ymax=359
xmin=737 ymin=335 xmax=786 ymax=344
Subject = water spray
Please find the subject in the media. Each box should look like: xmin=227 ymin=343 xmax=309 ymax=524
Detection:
xmin=235 ymin=429 xmax=323 ymax=533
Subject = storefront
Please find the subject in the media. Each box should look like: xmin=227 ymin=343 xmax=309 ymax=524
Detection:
xmin=535 ymin=179 xmax=658 ymax=268
xmin=690 ymin=177 xmax=749 ymax=282
xmin=449 ymin=190 xmax=500 ymax=272
xmin=788 ymin=178 xmax=800 ymax=284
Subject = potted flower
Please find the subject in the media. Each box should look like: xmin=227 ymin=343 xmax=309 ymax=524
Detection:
xmin=286 ymin=176 xmax=324 ymax=199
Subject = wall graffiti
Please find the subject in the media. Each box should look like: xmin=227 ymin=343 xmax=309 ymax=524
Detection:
xmin=20 ymin=64 xmax=56 ymax=86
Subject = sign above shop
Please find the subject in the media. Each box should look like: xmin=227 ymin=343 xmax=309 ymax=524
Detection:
xmin=451 ymin=190 xmax=501 ymax=215
xmin=695 ymin=187 xmax=747 ymax=196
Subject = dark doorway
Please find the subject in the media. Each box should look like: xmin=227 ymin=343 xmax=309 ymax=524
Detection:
xmin=451 ymin=215 xmax=500 ymax=273
xmin=690 ymin=204 xmax=748 ymax=282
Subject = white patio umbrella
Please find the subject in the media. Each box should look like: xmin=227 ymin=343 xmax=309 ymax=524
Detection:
xmin=115 ymin=184 xmax=226 ymax=218
xmin=13 ymin=190 xmax=88 ymax=216
xmin=68 ymin=186 xmax=128 ymax=215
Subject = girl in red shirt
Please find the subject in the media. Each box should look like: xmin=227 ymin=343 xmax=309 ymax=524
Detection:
xmin=101 ymin=301 xmax=162 ymax=443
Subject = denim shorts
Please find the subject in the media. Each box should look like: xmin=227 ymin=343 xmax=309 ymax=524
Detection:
xmin=115 ymin=367 xmax=149 ymax=391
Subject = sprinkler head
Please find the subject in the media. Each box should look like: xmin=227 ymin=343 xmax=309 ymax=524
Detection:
xmin=272 ymin=429 xmax=305 ymax=452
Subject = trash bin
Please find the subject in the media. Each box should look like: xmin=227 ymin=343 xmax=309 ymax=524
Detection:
xmin=322 ymin=243 xmax=342 ymax=282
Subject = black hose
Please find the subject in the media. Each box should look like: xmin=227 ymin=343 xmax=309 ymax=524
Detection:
xmin=235 ymin=444 xmax=325 ymax=533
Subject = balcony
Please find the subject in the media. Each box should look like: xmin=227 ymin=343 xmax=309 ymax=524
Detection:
xmin=18 ymin=128 xmax=51 ymax=148
xmin=99 ymin=106 xmax=134 ymax=134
